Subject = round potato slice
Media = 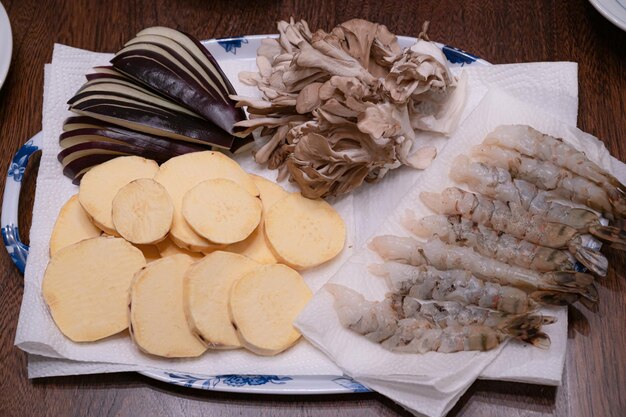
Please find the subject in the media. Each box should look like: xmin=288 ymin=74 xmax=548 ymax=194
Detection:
xmin=184 ymin=251 xmax=260 ymax=349
xmin=229 ymin=264 xmax=312 ymax=356
xmin=154 ymin=151 xmax=259 ymax=251
xmin=79 ymin=156 xmax=159 ymax=234
xmin=155 ymin=236 xmax=204 ymax=260
xmin=264 ymin=193 xmax=346 ymax=270
xmin=182 ymin=179 xmax=262 ymax=245
xmin=111 ymin=178 xmax=173 ymax=244
xmin=42 ymin=236 xmax=146 ymax=342
xmin=49 ymin=194 xmax=102 ymax=256
xmin=130 ymin=254 xmax=207 ymax=358
xmin=226 ymin=175 xmax=288 ymax=264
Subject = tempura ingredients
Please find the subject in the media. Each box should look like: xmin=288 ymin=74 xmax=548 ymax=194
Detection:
xmin=153 ymin=151 xmax=259 ymax=251
xmin=229 ymin=264 xmax=312 ymax=355
xmin=49 ymin=194 xmax=102 ymax=256
xmin=78 ymin=155 xmax=159 ymax=234
xmin=184 ymin=251 xmax=260 ymax=349
xmin=225 ymin=175 xmax=288 ymax=264
xmin=264 ymin=193 xmax=346 ymax=270
xmin=182 ymin=179 xmax=263 ymax=245
xmin=111 ymin=178 xmax=174 ymax=244
xmin=42 ymin=236 xmax=146 ymax=342
xmin=129 ymin=255 xmax=207 ymax=358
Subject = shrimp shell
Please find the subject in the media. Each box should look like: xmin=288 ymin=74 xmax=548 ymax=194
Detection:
xmin=327 ymin=284 xmax=552 ymax=353
xmin=483 ymin=125 xmax=626 ymax=197
xmin=471 ymin=145 xmax=620 ymax=218
xmin=369 ymin=261 xmax=545 ymax=313
xmin=368 ymin=235 xmax=598 ymax=302
xmin=420 ymin=187 xmax=608 ymax=276
xmin=404 ymin=211 xmax=582 ymax=273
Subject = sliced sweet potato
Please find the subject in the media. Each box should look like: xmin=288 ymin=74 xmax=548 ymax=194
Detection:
xmin=153 ymin=151 xmax=259 ymax=251
xmin=78 ymin=155 xmax=159 ymax=234
xmin=129 ymin=254 xmax=206 ymax=358
xmin=264 ymin=193 xmax=346 ymax=270
xmin=134 ymin=244 xmax=161 ymax=263
xmin=155 ymin=236 xmax=204 ymax=259
xmin=49 ymin=194 xmax=102 ymax=256
xmin=229 ymin=264 xmax=312 ymax=356
xmin=226 ymin=175 xmax=288 ymax=264
xmin=182 ymin=178 xmax=262 ymax=245
xmin=111 ymin=178 xmax=173 ymax=244
xmin=42 ymin=236 xmax=146 ymax=342
xmin=184 ymin=251 xmax=260 ymax=349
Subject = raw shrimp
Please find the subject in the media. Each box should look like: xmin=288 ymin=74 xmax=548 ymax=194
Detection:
xmin=403 ymin=212 xmax=588 ymax=274
xmin=368 ymin=235 xmax=598 ymax=302
xmin=483 ymin=125 xmax=626 ymax=197
xmin=388 ymin=295 xmax=555 ymax=339
xmin=470 ymin=145 xmax=625 ymax=219
xmin=450 ymin=155 xmax=614 ymax=217
xmin=369 ymin=261 xmax=570 ymax=312
xmin=327 ymin=284 xmax=552 ymax=353
xmin=449 ymin=155 xmax=626 ymax=249
xmin=420 ymin=187 xmax=608 ymax=276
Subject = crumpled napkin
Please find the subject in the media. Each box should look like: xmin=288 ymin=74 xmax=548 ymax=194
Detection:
xmin=295 ymin=86 xmax=626 ymax=417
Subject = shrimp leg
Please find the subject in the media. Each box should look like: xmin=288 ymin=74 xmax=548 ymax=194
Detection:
xmin=420 ymin=187 xmax=608 ymax=276
xmin=483 ymin=125 xmax=626 ymax=198
xmin=368 ymin=235 xmax=598 ymax=302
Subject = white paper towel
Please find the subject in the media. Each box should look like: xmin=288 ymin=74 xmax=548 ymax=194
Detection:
xmin=295 ymin=87 xmax=626 ymax=417
xmin=13 ymin=42 xmax=606 ymax=412
xmin=14 ymin=44 xmax=347 ymax=377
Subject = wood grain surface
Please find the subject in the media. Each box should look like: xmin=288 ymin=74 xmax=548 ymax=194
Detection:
xmin=0 ymin=0 xmax=625 ymax=416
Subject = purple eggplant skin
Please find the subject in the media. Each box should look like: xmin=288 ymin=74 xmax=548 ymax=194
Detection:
xmin=111 ymin=49 xmax=243 ymax=135
xmin=58 ymin=140 xmax=170 ymax=166
xmin=70 ymin=98 xmax=234 ymax=149
xmin=63 ymin=154 xmax=122 ymax=184
xmin=60 ymin=127 xmax=209 ymax=155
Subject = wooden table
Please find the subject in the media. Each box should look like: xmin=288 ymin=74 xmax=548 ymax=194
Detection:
xmin=1 ymin=0 xmax=625 ymax=416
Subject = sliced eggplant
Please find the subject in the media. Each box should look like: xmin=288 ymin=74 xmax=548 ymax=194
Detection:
xmin=69 ymin=96 xmax=234 ymax=149
xmin=59 ymin=127 xmax=207 ymax=155
xmin=112 ymin=27 xmax=246 ymax=135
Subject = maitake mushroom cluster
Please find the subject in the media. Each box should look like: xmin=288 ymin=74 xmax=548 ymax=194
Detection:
xmin=232 ymin=19 xmax=467 ymax=198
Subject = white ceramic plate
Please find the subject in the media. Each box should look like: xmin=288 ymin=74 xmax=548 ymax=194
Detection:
xmin=0 ymin=1 xmax=12 ymax=89
xmin=589 ymin=0 xmax=626 ymax=31
xmin=2 ymin=35 xmax=487 ymax=395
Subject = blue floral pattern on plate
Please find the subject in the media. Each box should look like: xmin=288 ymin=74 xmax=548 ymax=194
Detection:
xmin=7 ymin=138 xmax=39 ymax=182
xmin=441 ymin=45 xmax=478 ymax=66
xmin=217 ymin=37 xmax=249 ymax=54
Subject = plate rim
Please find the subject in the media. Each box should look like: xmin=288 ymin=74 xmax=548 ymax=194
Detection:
xmin=589 ymin=0 xmax=626 ymax=31
xmin=0 ymin=1 xmax=13 ymax=89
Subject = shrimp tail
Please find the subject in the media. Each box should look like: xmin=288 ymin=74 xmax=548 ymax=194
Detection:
xmin=500 ymin=313 xmax=555 ymax=348
xmin=530 ymin=290 xmax=580 ymax=306
xmin=570 ymin=244 xmax=608 ymax=277
xmin=588 ymin=225 xmax=626 ymax=247
xmin=544 ymin=270 xmax=595 ymax=288
xmin=528 ymin=332 xmax=552 ymax=349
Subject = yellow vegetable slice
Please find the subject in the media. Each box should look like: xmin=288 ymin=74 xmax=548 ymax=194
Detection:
xmin=129 ymin=254 xmax=206 ymax=358
xmin=111 ymin=178 xmax=173 ymax=244
xmin=184 ymin=251 xmax=260 ymax=349
xmin=155 ymin=236 xmax=204 ymax=260
xmin=154 ymin=151 xmax=259 ymax=251
xmin=79 ymin=156 xmax=159 ymax=234
xmin=226 ymin=175 xmax=288 ymax=264
xmin=42 ymin=236 xmax=146 ymax=342
xmin=134 ymin=244 xmax=161 ymax=263
xmin=264 ymin=193 xmax=346 ymax=270
xmin=49 ymin=194 xmax=102 ymax=256
xmin=182 ymin=178 xmax=262 ymax=245
xmin=229 ymin=264 xmax=312 ymax=356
